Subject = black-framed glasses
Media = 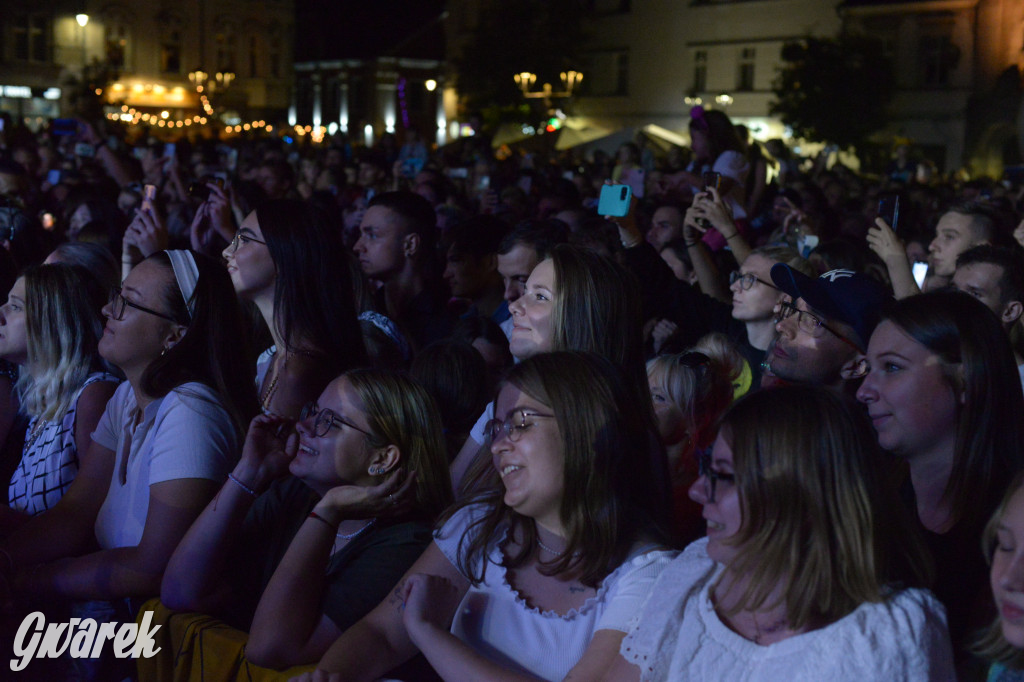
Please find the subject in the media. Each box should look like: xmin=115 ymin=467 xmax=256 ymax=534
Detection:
xmin=773 ymin=301 xmax=862 ymax=352
xmin=227 ymin=230 xmax=267 ymax=254
xmin=108 ymin=288 xmax=178 ymax=323
xmin=729 ymin=271 xmax=779 ymax=292
xmin=299 ymin=402 xmax=373 ymax=438
xmin=485 ymin=409 xmax=555 ymax=443
xmin=698 ymin=448 xmax=735 ymax=504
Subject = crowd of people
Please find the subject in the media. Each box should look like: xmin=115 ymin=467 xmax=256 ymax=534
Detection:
xmin=1 ymin=103 xmax=1024 ymax=681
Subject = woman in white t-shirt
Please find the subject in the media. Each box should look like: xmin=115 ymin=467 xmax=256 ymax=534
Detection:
xmin=0 ymin=250 xmax=257 ymax=608
xmin=294 ymin=352 xmax=676 ymax=682
xmin=605 ymin=385 xmax=955 ymax=682
xmin=1 ymin=264 xmax=119 ymax=525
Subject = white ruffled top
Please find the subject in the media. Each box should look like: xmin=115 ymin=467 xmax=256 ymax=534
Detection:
xmin=620 ymin=538 xmax=956 ymax=681
xmin=434 ymin=504 xmax=676 ymax=681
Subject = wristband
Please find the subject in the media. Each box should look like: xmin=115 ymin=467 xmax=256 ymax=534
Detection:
xmin=685 ymin=241 xmax=701 ymax=248
xmin=308 ymin=511 xmax=336 ymax=529
xmin=226 ymin=472 xmax=257 ymax=497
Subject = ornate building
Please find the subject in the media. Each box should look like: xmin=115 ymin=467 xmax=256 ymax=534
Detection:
xmin=0 ymin=0 xmax=293 ymax=126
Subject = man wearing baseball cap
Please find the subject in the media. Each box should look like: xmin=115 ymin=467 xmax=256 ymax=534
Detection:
xmin=766 ymin=264 xmax=891 ymax=389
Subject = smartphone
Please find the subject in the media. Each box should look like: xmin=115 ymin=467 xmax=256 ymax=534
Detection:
xmin=141 ymin=184 xmax=157 ymax=213
xmin=40 ymin=212 xmax=55 ymax=230
xmin=912 ymin=261 xmax=928 ymax=289
xmin=598 ymin=184 xmax=632 ymax=217
xmin=878 ymin=193 xmax=900 ymax=232
xmin=703 ymin=171 xmax=721 ymax=190
xmin=476 ymin=175 xmax=491 ymax=192
xmin=74 ymin=142 xmax=95 ymax=158
xmin=46 ymin=169 xmax=62 ymax=186
xmin=52 ymin=118 xmax=78 ymax=136
xmin=164 ymin=143 xmax=176 ymax=159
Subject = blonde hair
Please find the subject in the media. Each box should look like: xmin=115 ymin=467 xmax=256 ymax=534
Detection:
xmin=646 ymin=346 xmax=734 ymax=452
xmin=17 ymin=264 xmax=109 ymax=421
xmin=718 ymin=385 xmax=933 ymax=629
xmin=974 ymin=473 xmax=1024 ymax=670
xmin=345 ymin=368 xmax=453 ymax=520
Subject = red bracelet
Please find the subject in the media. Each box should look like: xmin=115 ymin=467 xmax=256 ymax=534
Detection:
xmin=308 ymin=511 xmax=336 ymax=529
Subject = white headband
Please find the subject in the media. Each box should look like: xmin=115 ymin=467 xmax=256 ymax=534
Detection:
xmin=166 ymin=250 xmax=199 ymax=319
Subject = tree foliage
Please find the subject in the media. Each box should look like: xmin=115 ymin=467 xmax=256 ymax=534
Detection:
xmin=452 ymin=0 xmax=584 ymax=119
xmin=770 ymin=35 xmax=894 ymax=150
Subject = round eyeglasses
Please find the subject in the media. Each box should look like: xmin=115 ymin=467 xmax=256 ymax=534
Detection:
xmin=226 ymin=230 xmax=267 ymax=254
xmin=697 ymin=448 xmax=735 ymax=504
xmin=299 ymin=402 xmax=373 ymax=438
xmin=108 ymin=288 xmax=178 ymax=323
xmin=485 ymin=409 xmax=555 ymax=443
xmin=729 ymin=271 xmax=780 ymax=292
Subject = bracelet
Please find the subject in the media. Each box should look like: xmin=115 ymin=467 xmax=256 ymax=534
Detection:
xmin=308 ymin=511 xmax=336 ymax=530
xmin=226 ymin=472 xmax=257 ymax=497
xmin=722 ymin=232 xmax=738 ymax=240
xmin=685 ymin=241 xmax=701 ymax=248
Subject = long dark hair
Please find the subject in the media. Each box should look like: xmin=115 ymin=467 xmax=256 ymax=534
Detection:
xmin=882 ymin=291 xmax=1024 ymax=532
xmin=140 ymin=251 xmax=258 ymax=433
xmin=445 ymin=352 xmax=667 ymax=587
xmin=254 ymin=200 xmax=367 ymax=374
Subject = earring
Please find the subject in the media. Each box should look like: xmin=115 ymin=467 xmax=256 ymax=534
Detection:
xmin=161 ymin=348 xmax=168 ymax=356
xmin=368 ymin=466 xmax=380 ymax=475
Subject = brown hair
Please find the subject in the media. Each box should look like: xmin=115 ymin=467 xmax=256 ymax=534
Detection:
xmin=716 ymin=385 xmax=933 ymax=629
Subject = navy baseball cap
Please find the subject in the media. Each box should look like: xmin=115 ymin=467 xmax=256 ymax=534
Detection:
xmin=770 ymin=265 xmax=891 ymax=351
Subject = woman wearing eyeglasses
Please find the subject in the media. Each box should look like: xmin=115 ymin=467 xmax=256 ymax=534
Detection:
xmin=295 ymin=352 xmax=674 ymax=682
xmin=856 ymin=291 xmax=1024 ymax=675
xmin=222 ymin=199 xmax=367 ymax=419
xmin=603 ymin=385 xmax=954 ymax=681
xmin=0 ymin=264 xmax=119 ymax=527
xmin=155 ymin=368 xmax=452 ymax=675
xmin=650 ymin=244 xmax=813 ymax=388
xmin=452 ymin=244 xmax=651 ymax=492
xmin=0 ymin=250 xmax=255 ymax=630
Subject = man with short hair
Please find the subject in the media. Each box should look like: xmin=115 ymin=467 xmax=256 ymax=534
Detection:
xmin=951 ymin=244 xmax=1024 ymax=329
xmin=494 ymin=220 xmax=568 ymax=329
xmin=766 ymin=265 xmax=890 ymax=390
xmin=646 ymin=203 xmax=686 ymax=251
xmin=952 ymin=244 xmax=1024 ymax=389
xmin=353 ymin=191 xmax=452 ymax=350
xmin=928 ymin=202 xmax=1014 ymax=281
xmin=443 ymin=216 xmax=508 ymax=320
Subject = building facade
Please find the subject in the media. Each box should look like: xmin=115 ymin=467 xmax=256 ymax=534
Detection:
xmin=0 ymin=0 xmax=293 ymax=127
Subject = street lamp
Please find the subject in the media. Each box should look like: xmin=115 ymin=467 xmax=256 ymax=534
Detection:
xmin=514 ymin=70 xmax=583 ymax=109
xmin=76 ymin=14 xmax=89 ymax=71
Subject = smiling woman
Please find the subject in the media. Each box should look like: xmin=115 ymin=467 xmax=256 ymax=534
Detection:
xmin=303 ymin=352 xmax=675 ymax=682
xmin=604 ymin=385 xmax=953 ymax=681
xmin=153 ymin=368 xmax=452 ymax=675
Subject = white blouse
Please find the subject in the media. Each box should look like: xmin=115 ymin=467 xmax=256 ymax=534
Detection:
xmin=620 ymin=538 xmax=956 ymax=681
xmin=434 ymin=504 xmax=676 ymax=681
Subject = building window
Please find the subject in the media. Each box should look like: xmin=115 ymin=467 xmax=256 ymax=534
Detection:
xmin=249 ymin=36 xmax=259 ymax=77
xmin=693 ymin=50 xmax=708 ymax=92
xmin=216 ymin=33 xmax=237 ymax=73
xmin=161 ymin=31 xmax=181 ymax=74
xmin=582 ymin=49 xmax=629 ymax=96
xmin=920 ymin=33 xmax=959 ymax=86
xmin=105 ymin=24 xmax=130 ymax=71
xmin=585 ymin=0 xmax=631 ymax=13
xmin=737 ymin=47 xmax=755 ymax=91
xmin=12 ymin=14 xmax=48 ymax=63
